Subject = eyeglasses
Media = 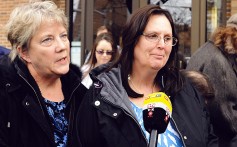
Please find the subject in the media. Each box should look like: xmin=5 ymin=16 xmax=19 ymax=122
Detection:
xmin=142 ymin=33 xmax=178 ymax=46
xmin=96 ymin=50 xmax=113 ymax=55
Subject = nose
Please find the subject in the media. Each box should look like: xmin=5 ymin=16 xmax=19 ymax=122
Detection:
xmin=56 ymin=37 xmax=68 ymax=52
xmin=102 ymin=52 xmax=108 ymax=56
xmin=155 ymin=38 xmax=165 ymax=48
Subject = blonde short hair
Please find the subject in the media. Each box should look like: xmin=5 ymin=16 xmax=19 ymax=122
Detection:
xmin=6 ymin=1 xmax=68 ymax=62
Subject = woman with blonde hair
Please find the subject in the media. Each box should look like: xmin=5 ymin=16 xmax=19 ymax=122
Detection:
xmin=0 ymin=1 xmax=86 ymax=146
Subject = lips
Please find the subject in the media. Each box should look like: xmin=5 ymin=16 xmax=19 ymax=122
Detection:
xmin=58 ymin=57 xmax=65 ymax=61
xmin=151 ymin=54 xmax=164 ymax=59
xmin=57 ymin=56 xmax=67 ymax=63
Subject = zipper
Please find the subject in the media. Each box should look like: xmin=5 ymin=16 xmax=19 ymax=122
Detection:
xmin=18 ymin=73 xmax=45 ymax=117
xmin=92 ymin=75 xmax=148 ymax=145
xmin=66 ymin=82 xmax=80 ymax=106
xmin=100 ymin=96 xmax=149 ymax=145
xmin=18 ymin=68 xmax=81 ymax=147
xmin=171 ymin=117 xmax=186 ymax=147
xmin=65 ymin=82 xmax=81 ymax=146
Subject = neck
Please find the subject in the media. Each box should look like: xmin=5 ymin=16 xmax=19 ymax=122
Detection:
xmin=39 ymin=79 xmax=64 ymax=102
xmin=27 ymin=65 xmax=64 ymax=102
xmin=128 ymin=74 xmax=157 ymax=96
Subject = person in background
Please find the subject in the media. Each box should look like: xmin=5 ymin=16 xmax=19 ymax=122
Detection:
xmin=75 ymin=5 xmax=216 ymax=147
xmin=0 ymin=46 xmax=10 ymax=58
xmin=0 ymin=1 xmax=86 ymax=147
xmin=186 ymin=13 xmax=237 ymax=147
xmin=96 ymin=25 xmax=110 ymax=36
xmin=81 ymin=32 xmax=119 ymax=88
xmin=83 ymin=25 xmax=111 ymax=64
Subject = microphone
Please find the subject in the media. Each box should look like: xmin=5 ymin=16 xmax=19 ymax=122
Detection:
xmin=143 ymin=92 xmax=172 ymax=147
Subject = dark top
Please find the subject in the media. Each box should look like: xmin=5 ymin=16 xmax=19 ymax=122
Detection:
xmin=0 ymin=55 xmax=87 ymax=147
xmin=75 ymin=64 xmax=217 ymax=147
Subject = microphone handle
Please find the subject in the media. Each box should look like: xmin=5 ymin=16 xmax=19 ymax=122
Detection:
xmin=149 ymin=129 xmax=158 ymax=147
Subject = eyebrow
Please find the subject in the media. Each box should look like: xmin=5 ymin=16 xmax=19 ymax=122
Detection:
xmin=96 ymin=49 xmax=113 ymax=51
xmin=144 ymin=31 xmax=172 ymax=35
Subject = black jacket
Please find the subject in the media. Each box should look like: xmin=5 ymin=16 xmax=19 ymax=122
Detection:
xmin=0 ymin=56 xmax=87 ymax=147
xmin=75 ymin=65 xmax=217 ymax=147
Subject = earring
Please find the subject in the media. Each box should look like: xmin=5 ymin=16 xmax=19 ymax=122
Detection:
xmin=128 ymin=74 xmax=131 ymax=80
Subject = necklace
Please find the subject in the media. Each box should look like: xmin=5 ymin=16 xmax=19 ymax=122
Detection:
xmin=128 ymin=74 xmax=156 ymax=94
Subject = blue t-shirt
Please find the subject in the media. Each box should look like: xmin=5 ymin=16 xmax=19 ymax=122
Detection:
xmin=44 ymin=99 xmax=68 ymax=147
xmin=131 ymin=102 xmax=184 ymax=147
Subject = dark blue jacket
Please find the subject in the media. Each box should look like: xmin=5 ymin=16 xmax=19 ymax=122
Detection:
xmin=0 ymin=46 xmax=10 ymax=57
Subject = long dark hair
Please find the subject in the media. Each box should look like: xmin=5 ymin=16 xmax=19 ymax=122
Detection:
xmin=84 ymin=32 xmax=119 ymax=77
xmin=110 ymin=5 xmax=183 ymax=98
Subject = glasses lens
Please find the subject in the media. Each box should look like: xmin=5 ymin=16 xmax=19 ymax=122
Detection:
xmin=96 ymin=50 xmax=113 ymax=55
xmin=143 ymin=33 xmax=178 ymax=46
xmin=172 ymin=37 xmax=178 ymax=46
xmin=96 ymin=50 xmax=104 ymax=55
xmin=106 ymin=51 xmax=113 ymax=55
xmin=164 ymin=37 xmax=178 ymax=46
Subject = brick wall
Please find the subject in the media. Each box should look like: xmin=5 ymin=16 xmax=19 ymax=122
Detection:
xmin=0 ymin=0 xmax=65 ymax=49
xmin=231 ymin=0 xmax=237 ymax=14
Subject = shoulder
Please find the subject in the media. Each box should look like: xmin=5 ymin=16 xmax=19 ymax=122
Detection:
xmin=97 ymin=65 xmax=120 ymax=83
xmin=0 ymin=54 xmax=11 ymax=66
xmin=70 ymin=64 xmax=83 ymax=78
xmin=0 ymin=46 xmax=10 ymax=56
xmin=0 ymin=63 xmax=14 ymax=86
xmin=180 ymin=77 xmax=197 ymax=96
xmin=0 ymin=66 xmax=7 ymax=88
xmin=175 ymin=75 xmax=204 ymax=105
xmin=189 ymin=41 xmax=220 ymax=59
xmin=187 ymin=42 xmax=227 ymax=70
xmin=173 ymin=75 xmax=206 ymax=121
xmin=90 ymin=62 xmax=115 ymax=78
xmin=0 ymin=64 xmax=15 ymax=107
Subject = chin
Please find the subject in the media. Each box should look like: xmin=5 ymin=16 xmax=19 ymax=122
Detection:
xmin=151 ymin=67 xmax=161 ymax=71
xmin=57 ymin=65 xmax=70 ymax=75
xmin=151 ymin=62 xmax=161 ymax=68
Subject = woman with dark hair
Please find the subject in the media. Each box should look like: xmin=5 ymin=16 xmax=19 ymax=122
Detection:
xmin=81 ymin=32 xmax=119 ymax=88
xmin=76 ymin=5 xmax=216 ymax=147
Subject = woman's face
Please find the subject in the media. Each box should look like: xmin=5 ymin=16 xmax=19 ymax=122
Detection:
xmin=22 ymin=20 xmax=70 ymax=78
xmin=95 ymin=39 xmax=113 ymax=67
xmin=133 ymin=14 xmax=173 ymax=71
